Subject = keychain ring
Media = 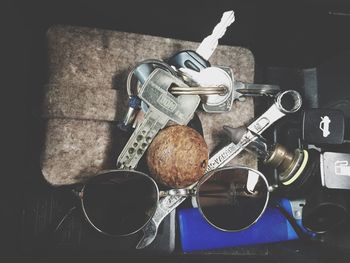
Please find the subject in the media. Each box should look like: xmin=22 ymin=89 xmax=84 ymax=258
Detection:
xmin=126 ymin=59 xmax=177 ymax=96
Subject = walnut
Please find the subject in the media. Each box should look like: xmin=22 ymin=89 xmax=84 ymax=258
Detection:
xmin=146 ymin=125 xmax=208 ymax=188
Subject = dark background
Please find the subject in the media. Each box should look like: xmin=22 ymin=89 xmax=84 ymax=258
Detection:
xmin=3 ymin=0 xmax=350 ymax=262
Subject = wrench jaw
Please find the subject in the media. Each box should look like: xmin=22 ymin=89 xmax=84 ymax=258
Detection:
xmin=275 ymin=90 xmax=302 ymax=114
xmin=136 ymin=194 xmax=190 ymax=249
xmin=247 ymin=90 xmax=302 ymax=135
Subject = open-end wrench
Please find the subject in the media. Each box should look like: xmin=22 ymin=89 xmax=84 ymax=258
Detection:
xmin=136 ymin=90 xmax=302 ymax=249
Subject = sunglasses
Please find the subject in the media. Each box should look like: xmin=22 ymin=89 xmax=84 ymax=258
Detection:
xmin=79 ymin=166 xmax=270 ymax=237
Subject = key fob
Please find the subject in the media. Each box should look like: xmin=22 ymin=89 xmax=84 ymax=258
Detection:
xmin=302 ymin=109 xmax=345 ymax=145
xmin=167 ymin=50 xmax=210 ymax=72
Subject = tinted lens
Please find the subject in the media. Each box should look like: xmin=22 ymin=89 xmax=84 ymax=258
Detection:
xmin=82 ymin=170 xmax=158 ymax=236
xmin=197 ymin=167 xmax=269 ymax=231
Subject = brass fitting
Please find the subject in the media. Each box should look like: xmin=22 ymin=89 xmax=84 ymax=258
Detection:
xmin=265 ymin=144 xmax=305 ymax=184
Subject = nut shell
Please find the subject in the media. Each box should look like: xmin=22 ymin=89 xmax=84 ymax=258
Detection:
xmin=146 ymin=125 xmax=208 ymax=188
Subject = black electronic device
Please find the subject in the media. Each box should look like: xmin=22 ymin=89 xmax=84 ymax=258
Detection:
xmin=302 ymin=109 xmax=345 ymax=145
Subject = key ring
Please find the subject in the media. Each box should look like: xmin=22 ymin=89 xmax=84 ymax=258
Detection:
xmin=127 ymin=59 xmax=228 ymax=98
xmin=126 ymin=59 xmax=177 ymax=97
xmin=169 ymin=85 xmax=229 ymax=95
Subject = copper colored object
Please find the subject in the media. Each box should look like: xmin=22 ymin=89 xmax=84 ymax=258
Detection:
xmin=265 ymin=143 xmax=305 ymax=183
xmin=146 ymin=125 xmax=209 ymax=188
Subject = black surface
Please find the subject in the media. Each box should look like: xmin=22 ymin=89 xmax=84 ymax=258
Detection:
xmin=20 ymin=187 xmax=175 ymax=255
xmin=4 ymin=0 xmax=350 ymax=262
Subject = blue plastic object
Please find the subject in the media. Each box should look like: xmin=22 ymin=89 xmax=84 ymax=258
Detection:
xmin=128 ymin=95 xmax=141 ymax=109
xmin=178 ymin=199 xmax=308 ymax=252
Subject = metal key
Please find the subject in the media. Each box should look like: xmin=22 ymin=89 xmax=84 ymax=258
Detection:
xmin=179 ymin=66 xmax=280 ymax=113
xmin=196 ymin=10 xmax=235 ymax=60
xmin=117 ymin=68 xmax=200 ymax=169
xmin=167 ymin=10 xmax=235 ymax=71
xmin=118 ymin=59 xmax=179 ymax=132
xmin=179 ymin=66 xmax=234 ymax=112
xmin=136 ymin=89 xmax=302 ymax=249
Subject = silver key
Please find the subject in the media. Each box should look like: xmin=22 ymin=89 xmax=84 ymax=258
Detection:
xmin=136 ymin=89 xmax=302 ymax=249
xmin=179 ymin=66 xmax=280 ymax=113
xmin=178 ymin=66 xmax=233 ymax=112
xmin=196 ymin=10 xmax=235 ymax=60
xmin=117 ymin=68 xmax=200 ymax=169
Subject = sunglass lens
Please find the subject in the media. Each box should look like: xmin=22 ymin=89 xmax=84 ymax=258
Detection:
xmin=82 ymin=170 xmax=158 ymax=236
xmin=197 ymin=167 xmax=269 ymax=231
